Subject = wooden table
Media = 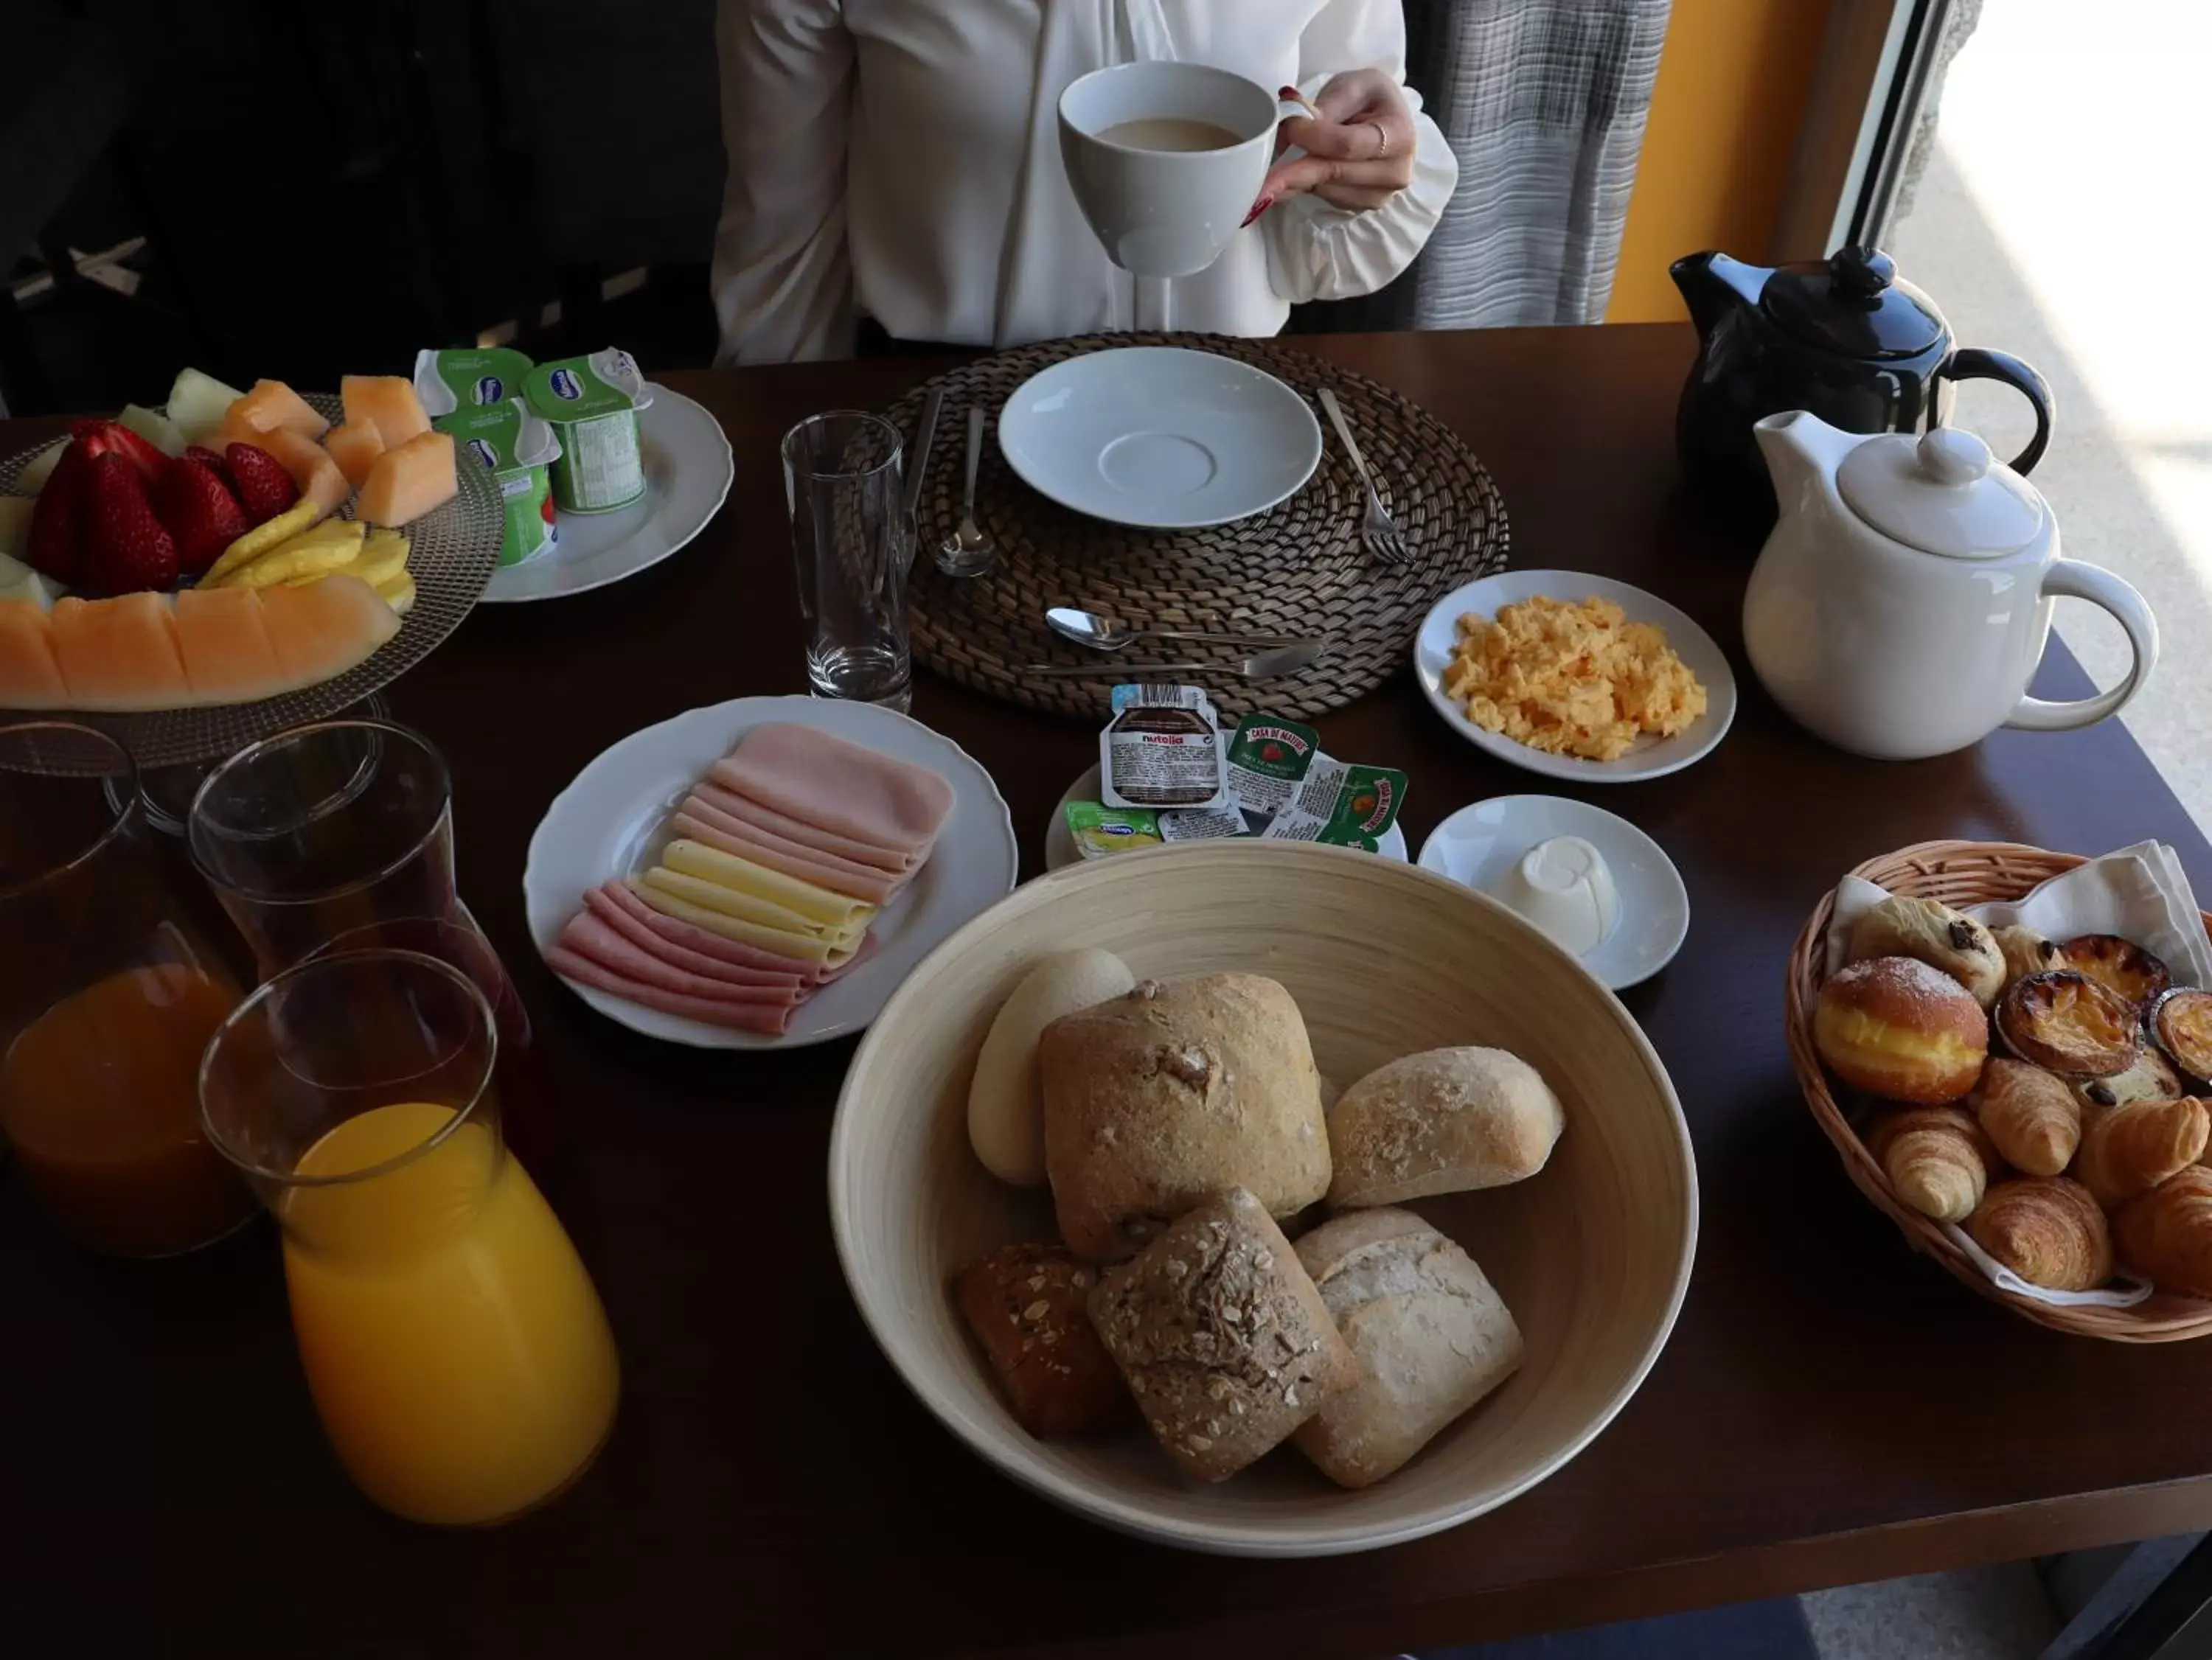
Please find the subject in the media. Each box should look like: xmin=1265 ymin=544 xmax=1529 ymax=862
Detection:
xmin=8 ymin=325 xmax=2212 ymax=1660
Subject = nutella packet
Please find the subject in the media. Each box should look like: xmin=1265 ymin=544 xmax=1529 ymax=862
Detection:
xmin=1225 ymin=713 xmax=1323 ymax=819
xmin=1099 ymin=685 xmax=1231 ymax=812
xmin=1258 ymin=758 xmax=1410 ymax=852
xmin=1064 ymin=801 xmax=1246 ymax=860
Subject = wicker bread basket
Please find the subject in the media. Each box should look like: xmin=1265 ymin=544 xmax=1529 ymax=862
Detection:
xmin=1787 ymin=838 xmax=2212 ymax=1342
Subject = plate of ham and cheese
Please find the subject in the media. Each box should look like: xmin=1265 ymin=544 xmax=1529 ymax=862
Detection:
xmin=524 ymin=696 xmax=1017 ymax=1048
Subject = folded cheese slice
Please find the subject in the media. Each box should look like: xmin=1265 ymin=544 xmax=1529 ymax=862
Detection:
xmin=660 ymin=837 xmax=873 ymax=930
xmin=639 ymin=865 xmax=869 ymax=946
xmin=630 ymin=876 xmax=863 ymax=967
xmin=672 ymin=798 xmax=905 ymax=905
xmin=592 ymin=882 xmax=872 ymax=983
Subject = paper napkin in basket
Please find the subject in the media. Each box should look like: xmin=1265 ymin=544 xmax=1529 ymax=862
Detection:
xmin=1821 ymin=842 xmax=2212 ymax=1309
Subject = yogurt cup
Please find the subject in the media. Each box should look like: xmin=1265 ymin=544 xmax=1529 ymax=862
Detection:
xmin=414 ymin=346 xmax=537 ymax=418
xmin=524 ymin=348 xmax=654 ymax=514
xmin=435 ymin=397 xmax=560 ymax=566
xmin=1500 ymin=835 xmax=1621 ymax=957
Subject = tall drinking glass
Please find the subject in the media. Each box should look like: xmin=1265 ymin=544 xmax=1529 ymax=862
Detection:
xmin=198 ymin=949 xmax=620 ymax=1526
xmin=783 ymin=411 xmax=911 ymax=710
xmin=0 ymin=721 xmax=254 ymax=1256
xmin=185 ymin=719 xmax=558 ymax=1179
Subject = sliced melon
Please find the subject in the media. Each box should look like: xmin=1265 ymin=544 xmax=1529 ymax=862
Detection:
xmin=227 ymin=379 xmax=330 ymax=441
xmin=49 ymin=592 xmax=189 ymax=713
xmin=0 ymin=598 xmax=66 ymax=708
xmin=119 ymin=404 xmax=187 ymax=458
xmin=174 ymin=585 xmax=284 ymax=706
xmin=356 ymin=430 xmax=456 ymax=526
xmin=322 ymin=417 xmax=387 ymax=489
xmin=15 ymin=439 xmax=67 ymax=495
xmin=0 ymin=498 xmax=32 ymax=558
xmin=340 ymin=375 xmax=431 ymax=449
xmin=259 ymin=573 xmax=400 ymax=688
xmin=167 ymin=367 xmax=246 ymax=446
xmin=254 ymin=426 xmax=351 ymax=523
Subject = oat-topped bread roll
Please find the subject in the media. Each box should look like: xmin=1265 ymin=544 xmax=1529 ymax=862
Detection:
xmin=1290 ymin=1209 xmax=1523 ymax=1490
xmin=953 ymin=1244 xmax=1128 ymax=1438
xmin=1088 ymin=1188 xmax=1356 ymax=1482
xmin=1040 ymin=973 xmax=1329 ymax=1260
xmin=1326 ymin=1047 xmax=1564 ymax=1210
xmin=1848 ymin=896 xmax=2006 ymax=1008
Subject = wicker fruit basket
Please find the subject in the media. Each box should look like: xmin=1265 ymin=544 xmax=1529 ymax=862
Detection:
xmin=1787 ymin=838 xmax=2212 ymax=1342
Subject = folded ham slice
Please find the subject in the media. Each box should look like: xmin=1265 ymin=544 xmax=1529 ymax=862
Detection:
xmin=691 ymin=781 xmax=917 ymax=874
xmin=710 ymin=723 xmax=954 ymax=863
xmin=580 ymin=886 xmax=814 ymax=987
xmin=672 ymin=800 xmax=908 ymax=905
xmin=591 ymin=882 xmax=875 ymax=984
xmin=546 ymin=944 xmax=796 ymax=1035
xmin=557 ymin=911 xmax=809 ymax=1006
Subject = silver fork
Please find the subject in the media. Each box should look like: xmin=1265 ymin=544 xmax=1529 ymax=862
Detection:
xmin=1317 ymin=388 xmax=1409 ymax=565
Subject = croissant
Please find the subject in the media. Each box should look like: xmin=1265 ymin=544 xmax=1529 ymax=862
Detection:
xmin=2115 ymin=1167 xmax=2212 ymax=1297
xmin=1967 ymin=1178 xmax=2112 ymax=1291
xmin=2073 ymin=1096 xmax=2210 ymax=1209
xmin=1868 ymin=1105 xmax=1990 ymax=1224
xmin=1969 ymin=1059 xmax=2079 ymax=1177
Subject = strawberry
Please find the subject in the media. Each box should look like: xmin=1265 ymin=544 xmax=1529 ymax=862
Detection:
xmin=24 ymin=440 xmax=90 ymax=584
xmin=184 ymin=444 xmax=233 ymax=487
xmin=82 ymin=453 xmax=179 ymax=594
xmin=72 ymin=416 xmax=171 ymax=484
xmin=224 ymin=442 xmax=299 ymax=523
xmin=153 ymin=456 xmax=251 ymax=576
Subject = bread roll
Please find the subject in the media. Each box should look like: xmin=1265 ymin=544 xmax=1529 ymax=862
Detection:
xmin=1087 ymin=1188 xmax=1355 ymax=1482
xmin=1966 ymin=1178 xmax=2112 ymax=1291
xmin=2075 ymin=1045 xmax=2183 ymax=1112
xmin=1324 ymin=1047 xmax=1562 ymax=1210
xmin=1848 ymin=896 xmax=2006 ymax=1008
xmin=2115 ymin=1167 xmax=2212 ymax=1297
xmin=1040 ymin=974 xmax=1329 ymax=1259
xmin=1814 ymin=957 xmax=1987 ymax=1105
xmin=952 ymin=1243 xmax=1127 ymax=1437
xmin=1290 ymin=1209 xmax=1522 ymax=1489
xmin=1993 ymin=925 xmax=2062 ymax=995
xmin=1967 ymin=1059 xmax=2079 ymax=1177
xmin=967 ymin=949 xmax=1135 ymax=1186
xmin=1868 ymin=1105 xmax=1990 ymax=1223
xmin=2074 ymin=1096 xmax=2209 ymax=1208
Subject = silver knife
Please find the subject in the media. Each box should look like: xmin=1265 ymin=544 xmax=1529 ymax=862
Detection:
xmin=904 ymin=387 xmax=943 ymax=520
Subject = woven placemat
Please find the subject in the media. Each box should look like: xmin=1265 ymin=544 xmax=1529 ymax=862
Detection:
xmin=882 ymin=332 xmax=1508 ymax=723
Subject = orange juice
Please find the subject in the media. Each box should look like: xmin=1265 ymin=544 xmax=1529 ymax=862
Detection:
xmin=282 ymin=1100 xmax=619 ymax=1524
xmin=0 ymin=961 xmax=253 ymax=1255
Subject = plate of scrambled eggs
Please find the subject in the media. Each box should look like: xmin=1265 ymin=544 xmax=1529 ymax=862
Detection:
xmin=1413 ymin=571 xmax=1736 ymax=782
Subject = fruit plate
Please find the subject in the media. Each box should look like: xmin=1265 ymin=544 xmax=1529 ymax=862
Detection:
xmin=0 ymin=391 xmax=501 ymax=773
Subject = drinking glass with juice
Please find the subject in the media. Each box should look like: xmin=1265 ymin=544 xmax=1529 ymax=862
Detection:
xmin=0 ymin=722 xmax=253 ymax=1257
xmin=198 ymin=948 xmax=618 ymax=1525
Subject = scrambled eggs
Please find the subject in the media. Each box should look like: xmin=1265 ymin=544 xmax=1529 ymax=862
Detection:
xmin=1442 ymin=594 xmax=1707 ymax=761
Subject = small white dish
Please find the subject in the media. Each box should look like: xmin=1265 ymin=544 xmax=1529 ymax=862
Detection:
xmin=481 ymin=386 xmax=732 ymax=602
xmin=524 ymin=695 xmax=1017 ymax=1048
xmin=1043 ymin=761 xmax=1406 ymax=871
xmin=1418 ymin=795 xmax=1688 ymax=989
xmin=998 ymin=346 xmax=1321 ymax=529
xmin=1413 ymin=570 xmax=1737 ymax=784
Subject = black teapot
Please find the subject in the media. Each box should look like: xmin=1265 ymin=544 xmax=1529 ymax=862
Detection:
xmin=1672 ymin=245 xmax=2053 ymax=522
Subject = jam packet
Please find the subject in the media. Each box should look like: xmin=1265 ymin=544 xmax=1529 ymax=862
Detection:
xmin=1225 ymin=713 xmax=1323 ymax=819
xmin=1257 ymin=758 xmax=1410 ymax=852
xmin=1099 ymin=684 xmax=1231 ymax=812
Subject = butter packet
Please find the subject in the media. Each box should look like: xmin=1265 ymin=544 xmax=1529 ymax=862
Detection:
xmin=1064 ymin=801 xmax=1247 ymax=860
xmin=1099 ymin=684 xmax=1231 ymax=812
xmin=1225 ymin=712 xmax=1323 ymax=819
xmin=1258 ymin=758 xmax=1409 ymax=851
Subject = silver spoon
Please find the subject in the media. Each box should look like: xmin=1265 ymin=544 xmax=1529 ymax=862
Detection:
xmin=936 ymin=405 xmax=995 ymax=577
xmin=1046 ymin=605 xmax=1311 ymax=653
xmin=1021 ymin=642 xmax=1325 ymax=679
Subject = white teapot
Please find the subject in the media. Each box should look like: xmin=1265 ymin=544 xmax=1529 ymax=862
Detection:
xmin=1742 ymin=411 xmax=2158 ymax=760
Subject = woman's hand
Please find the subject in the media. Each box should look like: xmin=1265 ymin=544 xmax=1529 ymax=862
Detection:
xmin=1247 ymin=69 xmax=1419 ymax=225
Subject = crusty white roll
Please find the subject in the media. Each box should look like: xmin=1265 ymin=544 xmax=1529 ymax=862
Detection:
xmin=1291 ymin=1208 xmax=1523 ymax=1488
xmin=1326 ymin=1047 xmax=1563 ymax=1209
xmin=967 ymin=949 xmax=1135 ymax=1186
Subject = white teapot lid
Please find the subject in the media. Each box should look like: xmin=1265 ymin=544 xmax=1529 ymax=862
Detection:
xmin=1836 ymin=428 xmax=2046 ymax=559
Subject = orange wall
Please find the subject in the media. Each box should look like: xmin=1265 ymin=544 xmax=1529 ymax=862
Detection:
xmin=1607 ymin=0 xmax=1840 ymax=322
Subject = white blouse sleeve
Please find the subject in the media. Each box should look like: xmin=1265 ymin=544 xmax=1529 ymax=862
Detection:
xmin=1260 ymin=0 xmax=1460 ymax=306
xmin=711 ymin=0 xmax=857 ymax=365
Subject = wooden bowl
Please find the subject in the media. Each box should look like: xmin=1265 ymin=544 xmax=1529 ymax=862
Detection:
xmin=829 ymin=843 xmax=1698 ymax=1556
xmin=1787 ymin=838 xmax=2212 ymax=1341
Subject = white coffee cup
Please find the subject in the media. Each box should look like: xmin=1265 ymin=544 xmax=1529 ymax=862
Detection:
xmin=1059 ymin=63 xmax=1305 ymax=279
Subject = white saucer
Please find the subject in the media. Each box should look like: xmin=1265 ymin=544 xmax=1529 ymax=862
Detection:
xmin=1043 ymin=762 xmax=1407 ymax=871
xmin=1413 ymin=570 xmax=1736 ymax=784
xmin=998 ymin=347 xmax=1322 ymax=530
xmin=523 ymin=696 xmax=1017 ymax=1049
xmin=1418 ymin=795 xmax=1688 ymax=989
xmin=481 ymin=386 xmax=733 ymax=602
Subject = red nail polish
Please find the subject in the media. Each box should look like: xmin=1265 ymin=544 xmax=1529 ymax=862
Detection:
xmin=1241 ymin=195 xmax=1274 ymax=229
xmin=1279 ymin=86 xmax=1302 ymax=101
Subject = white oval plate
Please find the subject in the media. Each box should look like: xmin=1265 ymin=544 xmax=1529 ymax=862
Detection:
xmin=523 ymin=696 xmax=1017 ymax=1048
xmin=1418 ymin=795 xmax=1688 ymax=988
xmin=481 ymin=386 xmax=732 ymax=603
xmin=1413 ymin=570 xmax=1737 ymax=784
xmin=998 ymin=347 xmax=1322 ymax=530
xmin=1043 ymin=761 xmax=1405 ymax=871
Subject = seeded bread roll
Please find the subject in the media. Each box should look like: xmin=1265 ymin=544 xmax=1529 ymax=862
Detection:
xmin=1040 ymin=974 xmax=1329 ymax=1260
xmin=953 ymin=1243 xmax=1128 ymax=1438
xmin=1290 ymin=1208 xmax=1523 ymax=1489
xmin=1087 ymin=1188 xmax=1356 ymax=1482
xmin=1326 ymin=1047 xmax=1564 ymax=1209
